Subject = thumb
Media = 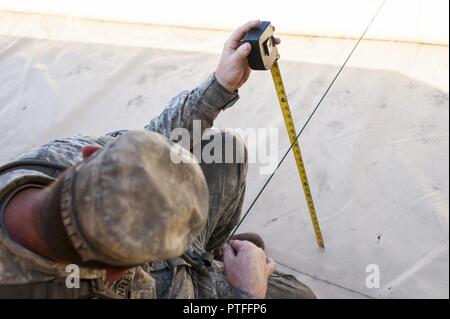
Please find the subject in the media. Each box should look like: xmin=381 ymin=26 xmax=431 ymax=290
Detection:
xmin=223 ymin=244 xmax=236 ymax=264
xmin=232 ymin=42 xmax=252 ymax=63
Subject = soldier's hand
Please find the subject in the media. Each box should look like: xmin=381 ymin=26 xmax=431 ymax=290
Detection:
xmin=223 ymin=239 xmax=276 ymax=298
xmin=215 ymin=20 xmax=280 ymax=92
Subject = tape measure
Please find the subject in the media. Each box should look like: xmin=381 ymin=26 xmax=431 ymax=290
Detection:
xmin=270 ymin=61 xmax=325 ymax=248
xmin=244 ymin=21 xmax=325 ymax=248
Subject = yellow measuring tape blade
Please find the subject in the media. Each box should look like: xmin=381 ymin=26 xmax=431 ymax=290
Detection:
xmin=270 ymin=61 xmax=325 ymax=248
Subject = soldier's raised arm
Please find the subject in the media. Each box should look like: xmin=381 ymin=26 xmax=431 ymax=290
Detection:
xmin=144 ymin=73 xmax=239 ymax=141
xmin=145 ymin=20 xmax=263 ymax=141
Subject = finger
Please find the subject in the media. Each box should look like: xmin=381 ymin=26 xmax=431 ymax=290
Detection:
xmin=223 ymin=244 xmax=236 ymax=262
xmin=229 ymin=239 xmax=254 ymax=252
xmin=229 ymin=240 xmax=243 ymax=252
xmin=232 ymin=42 xmax=252 ymax=63
xmin=274 ymin=37 xmax=281 ymax=45
xmin=227 ymin=20 xmax=260 ymax=49
xmin=266 ymin=257 xmax=277 ymax=275
xmin=240 ymin=67 xmax=251 ymax=85
xmin=230 ymin=20 xmax=260 ymax=42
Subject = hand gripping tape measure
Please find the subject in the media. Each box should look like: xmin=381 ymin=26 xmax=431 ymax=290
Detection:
xmin=244 ymin=21 xmax=325 ymax=248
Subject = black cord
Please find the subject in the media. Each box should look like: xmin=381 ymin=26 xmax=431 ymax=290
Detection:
xmin=229 ymin=0 xmax=386 ymax=238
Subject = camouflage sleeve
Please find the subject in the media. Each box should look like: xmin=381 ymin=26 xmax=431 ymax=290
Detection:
xmin=144 ymin=73 xmax=239 ymax=141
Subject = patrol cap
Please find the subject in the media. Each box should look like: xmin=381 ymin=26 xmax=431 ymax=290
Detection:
xmin=59 ymin=130 xmax=209 ymax=266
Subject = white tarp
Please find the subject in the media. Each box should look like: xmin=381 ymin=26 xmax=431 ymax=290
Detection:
xmin=0 ymin=11 xmax=448 ymax=298
xmin=0 ymin=0 xmax=448 ymax=45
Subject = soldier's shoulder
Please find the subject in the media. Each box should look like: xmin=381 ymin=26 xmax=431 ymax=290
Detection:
xmin=13 ymin=135 xmax=115 ymax=167
xmin=0 ymin=233 xmax=54 ymax=284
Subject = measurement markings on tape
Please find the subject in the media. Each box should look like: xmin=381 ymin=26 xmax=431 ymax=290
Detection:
xmin=270 ymin=61 xmax=324 ymax=248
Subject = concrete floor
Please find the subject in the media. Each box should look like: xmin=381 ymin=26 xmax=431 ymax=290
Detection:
xmin=0 ymin=11 xmax=448 ymax=298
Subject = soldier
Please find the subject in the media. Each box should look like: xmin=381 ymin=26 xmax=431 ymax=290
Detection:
xmin=0 ymin=20 xmax=316 ymax=299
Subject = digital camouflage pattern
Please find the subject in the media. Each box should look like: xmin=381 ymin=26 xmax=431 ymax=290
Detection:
xmin=54 ymin=130 xmax=210 ymax=267
xmin=0 ymin=73 xmax=251 ymax=298
xmin=0 ymin=73 xmax=316 ymax=299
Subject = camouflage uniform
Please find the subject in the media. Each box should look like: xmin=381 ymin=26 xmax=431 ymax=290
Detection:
xmin=0 ymin=74 xmax=315 ymax=299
